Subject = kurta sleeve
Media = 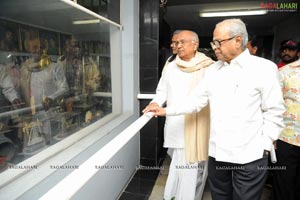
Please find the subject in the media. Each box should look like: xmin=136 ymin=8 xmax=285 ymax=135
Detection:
xmin=261 ymin=64 xmax=285 ymax=151
xmin=48 ymin=63 xmax=69 ymax=100
xmin=166 ymin=74 xmax=209 ymax=116
xmin=150 ymin=66 xmax=169 ymax=106
xmin=0 ymin=65 xmax=19 ymax=102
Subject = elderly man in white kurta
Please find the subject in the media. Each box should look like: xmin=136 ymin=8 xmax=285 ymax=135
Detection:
xmin=143 ymin=30 xmax=214 ymax=200
xmin=146 ymin=19 xmax=285 ymax=200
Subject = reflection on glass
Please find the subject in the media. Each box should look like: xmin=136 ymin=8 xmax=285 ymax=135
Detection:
xmin=0 ymin=18 xmax=112 ymax=172
xmin=77 ymin=0 xmax=120 ymax=24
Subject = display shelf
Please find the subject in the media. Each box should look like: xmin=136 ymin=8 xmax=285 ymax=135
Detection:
xmin=0 ymin=0 xmax=118 ymax=169
xmin=0 ymin=0 xmax=121 ymax=36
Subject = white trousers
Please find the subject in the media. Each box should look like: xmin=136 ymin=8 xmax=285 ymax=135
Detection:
xmin=164 ymin=148 xmax=207 ymax=200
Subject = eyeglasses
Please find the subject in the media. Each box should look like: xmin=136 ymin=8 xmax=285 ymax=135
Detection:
xmin=170 ymin=41 xmax=177 ymax=48
xmin=171 ymin=39 xmax=196 ymax=47
xmin=210 ymin=36 xmax=236 ymax=49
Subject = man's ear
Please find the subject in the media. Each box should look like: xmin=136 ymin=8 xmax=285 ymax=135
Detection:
xmin=194 ymin=42 xmax=199 ymax=51
xmin=234 ymin=36 xmax=243 ymax=49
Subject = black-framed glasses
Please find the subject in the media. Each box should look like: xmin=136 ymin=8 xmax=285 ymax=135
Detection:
xmin=210 ymin=36 xmax=236 ymax=49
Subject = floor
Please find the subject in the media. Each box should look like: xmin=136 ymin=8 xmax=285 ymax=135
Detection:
xmin=147 ymin=156 xmax=213 ymax=200
xmin=119 ymin=156 xmax=272 ymax=200
xmin=118 ymin=167 xmax=160 ymax=200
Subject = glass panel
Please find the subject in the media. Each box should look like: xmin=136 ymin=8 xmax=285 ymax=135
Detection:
xmin=77 ymin=0 xmax=121 ymax=24
xmin=0 ymin=0 xmax=120 ymax=172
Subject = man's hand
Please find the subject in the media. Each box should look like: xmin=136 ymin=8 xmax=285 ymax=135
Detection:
xmin=142 ymin=102 xmax=167 ymax=117
xmin=142 ymin=102 xmax=159 ymax=113
xmin=11 ymin=98 xmax=23 ymax=109
xmin=12 ymin=98 xmax=22 ymax=105
xmin=42 ymin=97 xmax=53 ymax=111
xmin=152 ymin=107 xmax=166 ymax=117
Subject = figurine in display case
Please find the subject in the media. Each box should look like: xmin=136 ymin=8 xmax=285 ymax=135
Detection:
xmin=58 ymin=38 xmax=101 ymax=123
xmin=0 ymin=61 xmax=22 ymax=169
xmin=82 ymin=49 xmax=101 ymax=95
xmin=58 ymin=38 xmax=100 ymax=97
xmin=19 ymin=36 xmax=69 ymax=150
xmin=0 ymin=20 xmax=19 ymax=52
xmin=39 ymin=30 xmax=59 ymax=56
xmin=19 ymin=26 xmax=39 ymax=53
xmin=58 ymin=38 xmax=81 ymax=97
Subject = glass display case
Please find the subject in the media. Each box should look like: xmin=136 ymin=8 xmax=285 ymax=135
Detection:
xmin=0 ymin=0 xmax=121 ymax=172
xmin=76 ymin=0 xmax=120 ymax=24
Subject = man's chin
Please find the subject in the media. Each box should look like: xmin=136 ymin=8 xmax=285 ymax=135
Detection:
xmin=282 ymin=58 xmax=294 ymax=64
xmin=282 ymin=56 xmax=291 ymax=61
xmin=215 ymin=55 xmax=224 ymax=61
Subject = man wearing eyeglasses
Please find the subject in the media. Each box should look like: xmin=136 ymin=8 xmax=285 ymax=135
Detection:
xmin=144 ymin=19 xmax=285 ymax=200
xmin=161 ymin=30 xmax=182 ymax=74
xmin=169 ymin=30 xmax=181 ymax=61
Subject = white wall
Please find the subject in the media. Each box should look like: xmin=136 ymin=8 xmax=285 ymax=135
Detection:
xmin=72 ymin=136 xmax=140 ymax=200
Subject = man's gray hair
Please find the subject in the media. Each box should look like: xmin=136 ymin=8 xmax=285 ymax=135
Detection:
xmin=216 ymin=18 xmax=248 ymax=49
xmin=173 ymin=30 xmax=182 ymax=36
xmin=182 ymin=30 xmax=199 ymax=49
xmin=190 ymin=30 xmax=199 ymax=43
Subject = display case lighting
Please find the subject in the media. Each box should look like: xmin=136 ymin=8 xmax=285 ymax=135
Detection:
xmin=72 ymin=19 xmax=101 ymax=24
xmin=200 ymin=9 xmax=267 ymax=17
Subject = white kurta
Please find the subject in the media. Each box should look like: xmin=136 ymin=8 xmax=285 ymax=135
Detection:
xmin=151 ymin=56 xmax=209 ymax=200
xmin=152 ymin=60 xmax=204 ymax=148
xmin=166 ymin=50 xmax=285 ymax=164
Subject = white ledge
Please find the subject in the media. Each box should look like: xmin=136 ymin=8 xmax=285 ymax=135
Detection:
xmin=40 ymin=113 xmax=153 ymax=199
xmin=137 ymin=93 xmax=155 ymax=100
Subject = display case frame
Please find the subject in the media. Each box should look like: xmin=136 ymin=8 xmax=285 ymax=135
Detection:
xmin=0 ymin=0 xmax=122 ymax=179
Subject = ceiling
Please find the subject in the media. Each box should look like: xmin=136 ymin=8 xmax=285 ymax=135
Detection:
xmin=1 ymin=0 xmax=298 ymax=42
xmin=162 ymin=0 xmax=299 ymax=37
xmin=0 ymin=0 xmax=119 ymax=40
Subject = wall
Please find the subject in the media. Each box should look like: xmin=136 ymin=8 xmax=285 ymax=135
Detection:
xmin=139 ymin=0 xmax=166 ymax=167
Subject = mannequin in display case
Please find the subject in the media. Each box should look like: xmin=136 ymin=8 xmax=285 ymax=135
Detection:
xmin=0 ymin=60 xmax=22 ymax=169
xmin=58 ymin=39 xmax=82 ymax=98
xmin=20 ymin=37 xmax=69 ymax=151
xmin=58 ymin=38 xmax=101 ymax=124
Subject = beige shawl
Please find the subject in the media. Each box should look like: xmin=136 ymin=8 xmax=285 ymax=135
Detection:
xmin=176 ymin=52 xmax=214 ymax=163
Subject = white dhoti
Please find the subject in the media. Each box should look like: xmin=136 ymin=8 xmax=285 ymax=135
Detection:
xmin=164 ymin=148 xmax=207 ymax=200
